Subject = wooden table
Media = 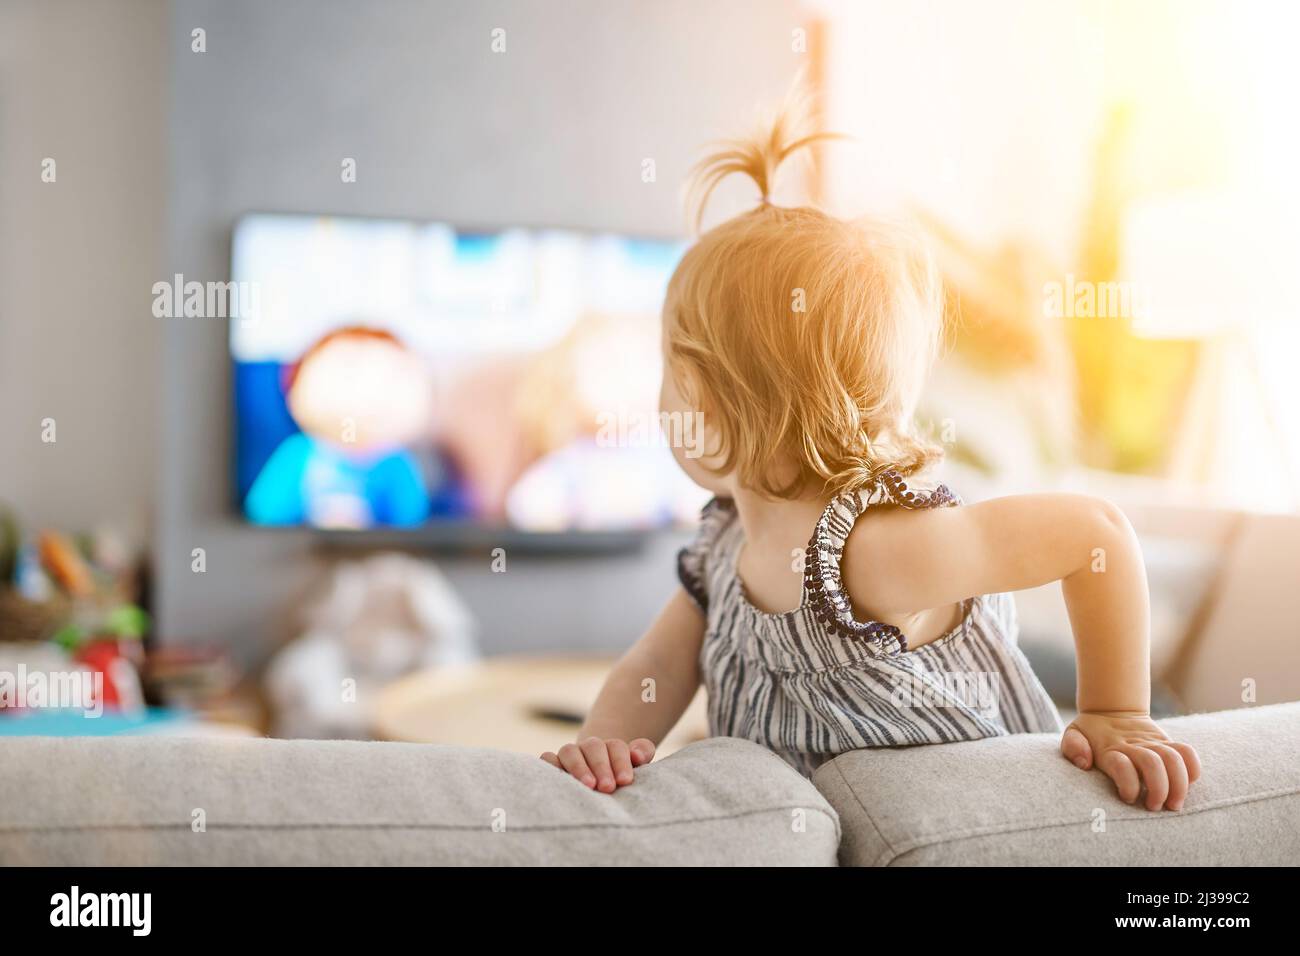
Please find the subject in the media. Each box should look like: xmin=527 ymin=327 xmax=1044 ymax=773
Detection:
xmin=372 ymin=655 xmax=709 ymax=757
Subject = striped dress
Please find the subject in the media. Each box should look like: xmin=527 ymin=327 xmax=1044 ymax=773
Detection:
xmin=677 ymin=470 xmax=1063 ymax=776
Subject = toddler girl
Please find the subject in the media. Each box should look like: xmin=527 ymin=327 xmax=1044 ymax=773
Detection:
xmin=541 ymin=101 xmax=1201 ymax=812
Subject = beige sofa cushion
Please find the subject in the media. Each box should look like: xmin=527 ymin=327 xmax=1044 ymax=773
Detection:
xmin=814 ymin=701 xmax=1300 ymax=866
xmin=0 ymin=735 xmax=838 ymax=866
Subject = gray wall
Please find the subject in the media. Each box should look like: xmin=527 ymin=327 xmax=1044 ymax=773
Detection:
xmin=0 ymin=0 xmax=165 ymax=540
xmin=160 ymin=0 xmax=803 ymax=664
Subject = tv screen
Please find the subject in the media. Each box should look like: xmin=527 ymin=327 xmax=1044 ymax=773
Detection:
xmin=230 ymin=213 xmax=708 ymax=534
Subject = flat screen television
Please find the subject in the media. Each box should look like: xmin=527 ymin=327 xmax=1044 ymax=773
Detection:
xmin=230 ymin=213 xmax=708 ymax=544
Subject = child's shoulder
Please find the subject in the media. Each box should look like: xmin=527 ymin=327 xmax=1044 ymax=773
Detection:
xmin=840 ymin=480 xmax=1119 ymax=620
xmin=833 ymin=472 xmax=970 ymax=611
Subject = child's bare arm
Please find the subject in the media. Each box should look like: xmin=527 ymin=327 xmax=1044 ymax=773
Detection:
xmin=846 ymin=495 xmax=1152 ymax=713
xmin=540 ymin=587 xmax=705 ymax=792
xmin=844 ymin=492 xmax=1202 ymax=811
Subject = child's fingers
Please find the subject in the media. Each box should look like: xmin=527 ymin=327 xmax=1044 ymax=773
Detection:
xmin=629 ymin=738 xmax=656 ymax=766
xmin=557 ymin=743 xmax=596 ymax=789
xmin=1120 ymin=744 xmax=1169 ymax=811
xmin=1096 ymin=748 xmax=1141 ymax=804
xmin=540 ymin=751 xmax=561 ymax=769
xmin=1167 ymin=741 xmax=1202 ymax=784
xmin=579 ymin=737 xmax=617 ymax=793
xmin=1150 ymin=743 xmax=1189 ymax=811
xmin=1059 ymin=725 xmax=1093 ymax=770
xmin=605 ymin=739 xmax=634 ymax=786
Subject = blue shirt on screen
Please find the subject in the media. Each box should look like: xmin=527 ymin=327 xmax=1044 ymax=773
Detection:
xmin=244 ymin=433 xmax=431 ymax=528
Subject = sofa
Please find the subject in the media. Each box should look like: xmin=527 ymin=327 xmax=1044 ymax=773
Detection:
xmin=2 ymin=702 xmax=1297 ymax=866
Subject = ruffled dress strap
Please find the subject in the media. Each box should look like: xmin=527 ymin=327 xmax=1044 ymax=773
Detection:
xmin=804 ymin=470 xmax=961 ymax=654
xmin=677 ymin=496 xmax=737 ymax=612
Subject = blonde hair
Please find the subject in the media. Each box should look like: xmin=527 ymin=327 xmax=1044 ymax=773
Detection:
xmin=665 ymin=96 xmax=943 ymax=499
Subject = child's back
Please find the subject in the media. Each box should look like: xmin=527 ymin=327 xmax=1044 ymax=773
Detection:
xmin=681 ymin=471 xmax=1061 ymax=775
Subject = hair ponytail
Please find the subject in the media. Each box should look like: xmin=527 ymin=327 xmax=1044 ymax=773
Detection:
xmin=685 ymin=84 xmax=842 ymax=233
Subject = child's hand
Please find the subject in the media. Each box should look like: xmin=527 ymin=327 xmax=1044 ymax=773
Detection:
xmin=1060 ymin=713 xmax=1202 ymax=811
xmin=540 ymin=737 xmax=656 ymax=793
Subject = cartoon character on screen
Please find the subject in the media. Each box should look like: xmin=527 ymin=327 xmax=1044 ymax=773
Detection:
xmin=245 ymin=327 xmax=449 ymax=528
xmin=503 ymin=312 xmax=708 ymax=530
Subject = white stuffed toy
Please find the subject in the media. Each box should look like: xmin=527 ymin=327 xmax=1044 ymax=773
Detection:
xmin=266 ymin=553 xmax=477 ymax=738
